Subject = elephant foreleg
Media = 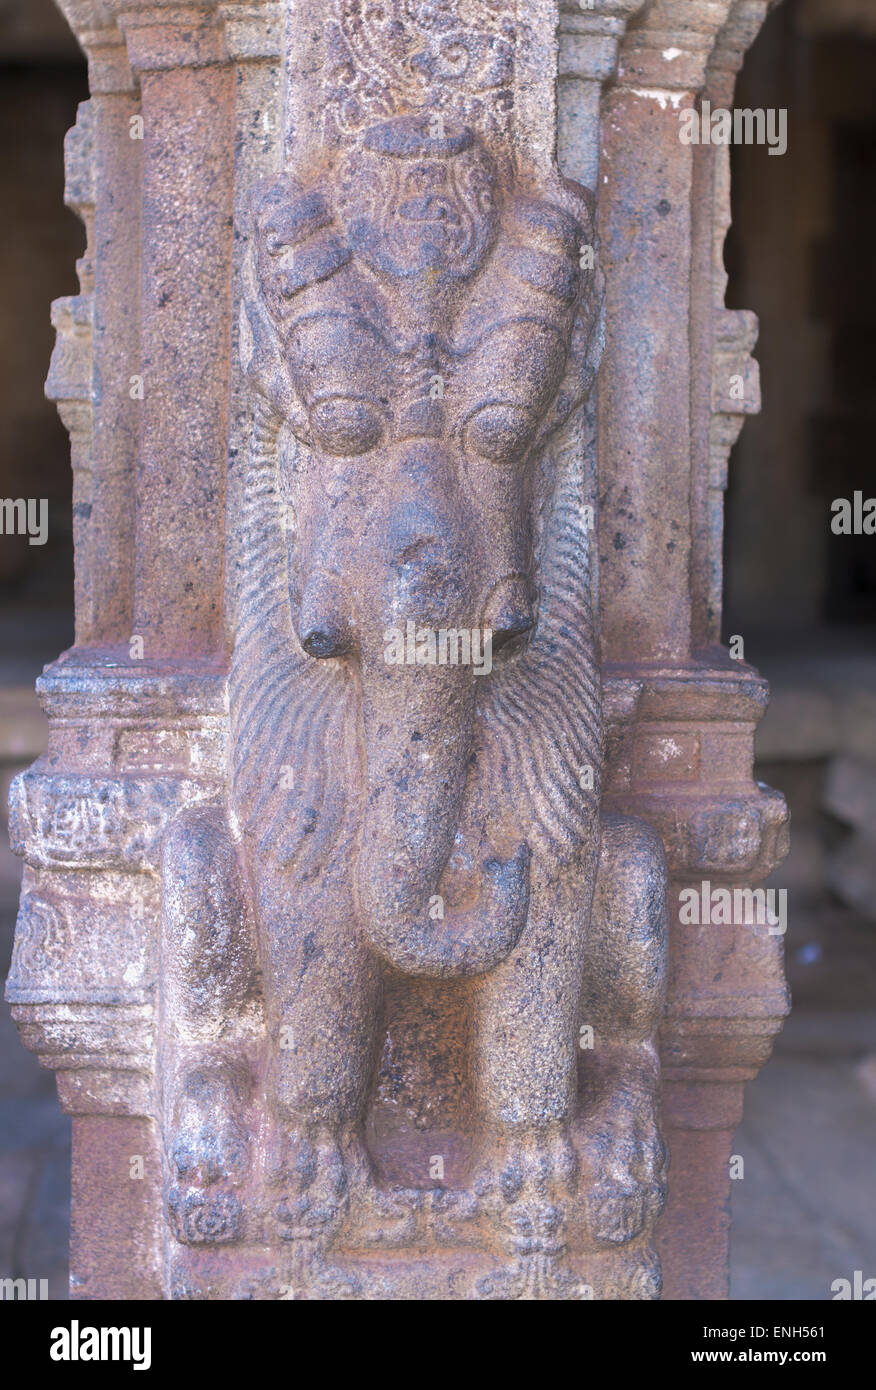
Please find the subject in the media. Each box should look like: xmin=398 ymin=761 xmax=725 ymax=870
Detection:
xmin=160 ymin=806 xmax=258 ymax=1246
xmin=578 ymin=812 xmax=669 ymax=1253
xmin=470 ymin=868 xmax=594 ymax=1295
xmin=253 ymin=876 xmax=383 ymax=1277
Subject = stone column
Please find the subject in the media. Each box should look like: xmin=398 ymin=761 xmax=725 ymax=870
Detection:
xmin=8 ymin=0 xmax=787 ymax=1300
xmin=591 ymin=0 xmax=789 ymax=1299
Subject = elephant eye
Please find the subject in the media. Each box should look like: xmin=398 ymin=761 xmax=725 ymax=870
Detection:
xmin=465 ymin=403 xmax=535 ymax=463
xmin=309 ymin=397 xmax=385 ymax=455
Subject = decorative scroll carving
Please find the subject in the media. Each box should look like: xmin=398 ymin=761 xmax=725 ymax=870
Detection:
xmin=8 ymin=770 xmax=219 ymax=871
xmin=324 ymin=1 xmax=517 ymax=142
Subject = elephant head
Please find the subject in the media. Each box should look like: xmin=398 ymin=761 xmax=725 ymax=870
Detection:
xmin=232 ymin=115 xmax=603 ymax=979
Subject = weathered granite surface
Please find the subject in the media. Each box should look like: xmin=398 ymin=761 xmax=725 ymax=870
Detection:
xmin=6 ymin=0 xmax=789 ymax=1300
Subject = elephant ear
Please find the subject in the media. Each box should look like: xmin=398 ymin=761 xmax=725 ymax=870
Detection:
xmin=477 ymin=271 xmax=605 ymax=867
xmin=478 ymin=423 xmax=603 ymax=866
xmin=228 ymin=397 xmax=359 ymax=879
xmin=231 ymin=181 xmax=362 ymax=878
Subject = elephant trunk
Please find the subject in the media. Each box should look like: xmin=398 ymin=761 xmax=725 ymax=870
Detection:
xmin=354 ymin=654 xmax=529 ymax=978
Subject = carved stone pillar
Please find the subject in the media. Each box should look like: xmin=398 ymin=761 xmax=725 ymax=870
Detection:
xmin=593 ymin=0 xmax=789 ymax=1300
xmin=8 ymin=0 xmax=786 ymax=1300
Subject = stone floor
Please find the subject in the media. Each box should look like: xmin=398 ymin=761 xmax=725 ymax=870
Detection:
xmin=730 ymin=901 xmax=876 ymax=1300
xmin=730 ymin=1018 xmax=876 ymax=1300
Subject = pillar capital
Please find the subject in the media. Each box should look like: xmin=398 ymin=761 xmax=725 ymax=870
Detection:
xmin=617 ymin=0 xmax=736 ymax=93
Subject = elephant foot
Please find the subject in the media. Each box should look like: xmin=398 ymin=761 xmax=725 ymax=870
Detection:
xmin=269 ymin=1123 xmax=375 ymax=1282
xmin=580 ymin=1049 xmax=667 ymax=1246
xmin=473 ymin=1122 xmax=578 ymax=1261
xmin=475 ymin=1251 xmax=590 ymax=1301
xmin=616 ymin=1245 xmax=663 ymax=1299
xmin=166 ymin=1058 xmax=250 ymax=1245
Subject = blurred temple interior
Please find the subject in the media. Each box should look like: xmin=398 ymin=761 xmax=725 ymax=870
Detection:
xmin=0 ymin=0 xmax=874 ymax=1299
xmin=722 ymin=0 xmax=876 ymax=1297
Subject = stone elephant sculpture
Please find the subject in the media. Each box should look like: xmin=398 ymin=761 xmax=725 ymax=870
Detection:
xmin=159 ymin=114 xmax=668 ymax=1300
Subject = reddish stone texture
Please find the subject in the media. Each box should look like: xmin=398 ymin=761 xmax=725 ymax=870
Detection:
xmin=70 ymin=1117 xmax=162 ymax=1300
xmin=598 ymin=84 xmax=696 ymax=664
xmin=6 ymin=0 xmax=788 ymax=1300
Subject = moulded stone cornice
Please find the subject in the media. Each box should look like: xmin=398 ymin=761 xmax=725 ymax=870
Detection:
xmin=52 ymin=3 xmax=130 ymax=89
xmin=617 ymin=0 xmax=738 ymax=93
xmin=706 ymin=0 xmax=771 ymax=103
xmin=558 ymin=0 xmax=649 ymax=83
xmin=58 ymin=0 xmax=286 ymax=74
xmin=55 ymin=0 xmax=125 ymax=34
xmin=557 ymin=0 xmax=649 ymax=185
xmin=117 ymin=4 xmax=225 ymax=70
xmin=218 ymin=1 xmax=282 ymax=59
